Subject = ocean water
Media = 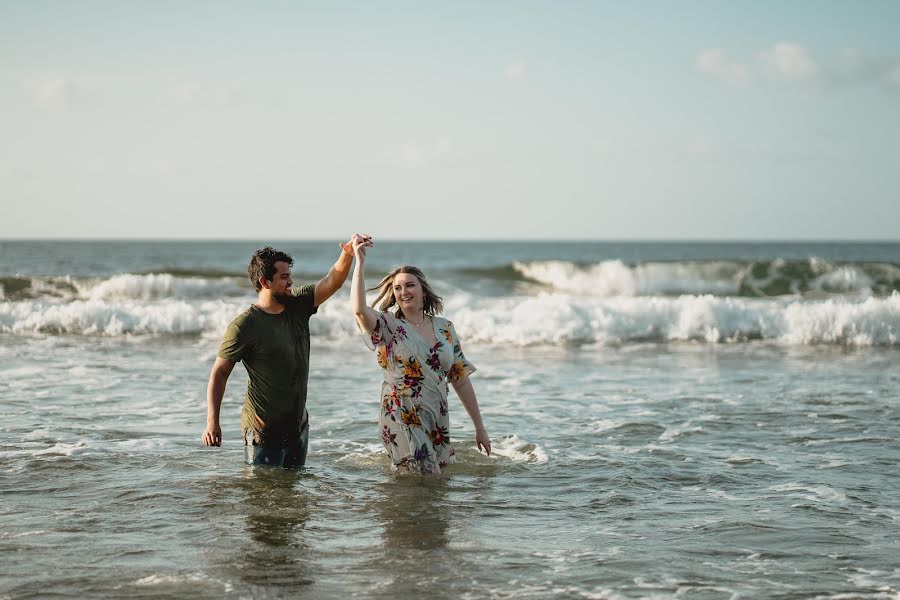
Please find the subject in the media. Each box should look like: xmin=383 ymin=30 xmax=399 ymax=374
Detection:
xmin=1 ymin=240 xmax=899 ymax=599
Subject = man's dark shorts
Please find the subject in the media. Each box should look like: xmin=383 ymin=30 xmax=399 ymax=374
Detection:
xmin=243 ymin=413 xmax=309 ymax=468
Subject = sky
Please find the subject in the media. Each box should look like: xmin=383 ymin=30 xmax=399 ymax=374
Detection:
xmin=1 ymin=1 xmax=899 ymax=240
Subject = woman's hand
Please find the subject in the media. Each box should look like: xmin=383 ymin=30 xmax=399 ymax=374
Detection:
xmin=475 ymin=427 xmax=491 ymax=456
xmin=452 ymin=377 xmax=491 ymax=456
xmin=351 ymin=234 xmax=373 ymax=259
xmin=351 ymin=234 xmax=378 ymax=333
xmin=341 ymin=233 xmax=371 ymax=256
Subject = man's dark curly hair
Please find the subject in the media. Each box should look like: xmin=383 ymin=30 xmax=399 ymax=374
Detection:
xmin=248 ymin=247 xmax=293 ymax=291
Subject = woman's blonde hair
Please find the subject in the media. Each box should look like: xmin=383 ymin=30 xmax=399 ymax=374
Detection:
xmin=369 ymin=265 xmax=444 ymax=318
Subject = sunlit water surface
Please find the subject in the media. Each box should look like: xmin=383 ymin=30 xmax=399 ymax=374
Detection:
xmin=2 ymin=241 xmax=900 ymax=598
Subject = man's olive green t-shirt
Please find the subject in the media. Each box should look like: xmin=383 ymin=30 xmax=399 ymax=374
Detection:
xmin=217 ymin=285 xmax=317 ymax=446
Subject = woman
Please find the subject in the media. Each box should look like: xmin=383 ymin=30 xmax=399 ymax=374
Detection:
xmin=351 ymin=237 xmax=491 ymax=474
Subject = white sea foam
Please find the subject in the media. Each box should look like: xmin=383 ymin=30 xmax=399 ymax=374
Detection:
xmin=332 ymin=441 xmax=388 ymax=461
xmin=810 ymin=266 xmax=874 ymax=293
xmin=513 ymin=260 xmax=743 ymax=297
xmin=114 ymin=438 xmax=171 ymax=451
xmin=79 ymin=274 xmax=245 ymax=301
xmin=32 ymin=441 xmax=95 ymax=457
xmin=658 ymin=424 xmax=704 ymax=441
xmin=769 ymin=483 xmax=848 ymax=504
xmin=0 ymin=530 xmax=49 ymax=539
xmin=2 ymin=291 xmax=898 ymax=346
xmin=15 ymin=276 xmax=81 ymax=301
xmin=490 ymin=434 xmax=549 ymax=464
xmin=591 ymin=419 xmax=623 ymax=433
xmin=452 ymin=292 xmax=900 ymax=346
xmin=1 ymin=273 xmax=246 ymax=302
xmin=779 ymin=295 xmax=900 ymax=345
xmin=470 ymin=584 xmax=614 ymax=600
xmin=0 ymin=366 xmax=47 ymax=378
xmin=22 ymin=428 xmax=53 ymax=441
xmin=0 ymin=298 xmax=244 ymax=336
xmin=2 ymin=437 xmax=171 ymax=460
xmin=513 ymin=258 xmax=892 ymax=298
xmin=845 ymin=567 xmax=900 ymax=598
xmin=135 ymin=572 xmax=232 ymax=592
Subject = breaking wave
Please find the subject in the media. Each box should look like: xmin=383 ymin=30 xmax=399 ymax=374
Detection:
xmin=505 ymin=258 xmax=900 ymax=298
xmin=1 ymin=290 xmax=898 ymax=346
xmin=0 ymin=273 xmax=246 ymax=302
xmin=4 ymin=259 xmax=898 ymax=304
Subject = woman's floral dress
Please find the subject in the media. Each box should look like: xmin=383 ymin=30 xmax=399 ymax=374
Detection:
xmin=365 ymin=311 xmax=476 ymax=474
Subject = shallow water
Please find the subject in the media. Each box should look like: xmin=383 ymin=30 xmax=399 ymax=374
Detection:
xmin=2 ymin=241 xmax=900 ymax=598
xmin=3 ymin=337 xmax=900 ymax=599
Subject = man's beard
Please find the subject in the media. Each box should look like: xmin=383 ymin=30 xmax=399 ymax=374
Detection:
xmin=273 ymin=292 xmax=293 ymax=305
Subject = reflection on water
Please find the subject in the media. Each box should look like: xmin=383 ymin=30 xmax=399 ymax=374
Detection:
xmin=236 ymin=466 xmax=314 ymax=548
xmin=358 ymin=472 xmax=501 ymax=599
xmin=213 ymin=466 xmax=318 ymax=592
xmin=370 ymin=476 xmax=452 ymax=552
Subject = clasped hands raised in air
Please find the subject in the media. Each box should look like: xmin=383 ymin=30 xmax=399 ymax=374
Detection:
xmin=342 ymin=233 xmax=373 ymax=258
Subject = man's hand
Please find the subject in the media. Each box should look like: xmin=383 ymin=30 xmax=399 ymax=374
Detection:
xmin=316 ymin=234 xmax=373 ymax=307
xmin=202 ymin=423 xmax=222 ymax=446
xmin=204 ymin=357 xmax=234 ymax=447
xmin=351 ymin=234 xmax=373 ymax=260
xmin=341 ymin=233 xmax=372 ymax=257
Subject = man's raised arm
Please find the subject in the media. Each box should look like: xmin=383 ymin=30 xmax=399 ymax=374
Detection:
xmin=314 ymin=234 xmax=372 ymax=307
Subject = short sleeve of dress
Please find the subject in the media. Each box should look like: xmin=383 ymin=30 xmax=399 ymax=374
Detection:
xmin=362 ymin=311 xmax=400 ymax=351
xmin=446 ymin=320 xmax=477 ymax=382
xmin=217 ymin=319 xmax=249 ymax=363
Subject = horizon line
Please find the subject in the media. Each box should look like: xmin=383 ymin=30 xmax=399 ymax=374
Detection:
xmin=2 ymin=237 xmax=899 ymax=244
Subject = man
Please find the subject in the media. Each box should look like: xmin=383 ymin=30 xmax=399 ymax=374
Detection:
xmin=201 ymin=235 xmax=371 ymax=467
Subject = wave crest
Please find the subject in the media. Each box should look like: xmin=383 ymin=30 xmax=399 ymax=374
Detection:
xmin=2 ymin=292 xmax=898 ymax=346
xmin=510 ymin=259 xmax=900 ymax=298
xmin=83 ymin=273 xmax=244 ymax=301
xmin=0 ymin=273 xmax=246 ymax=302
xmin=453 ymin=292 xmax=900 ymax=346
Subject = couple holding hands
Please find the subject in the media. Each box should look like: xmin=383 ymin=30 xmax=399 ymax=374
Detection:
xmin=202 ymin=234 xmax=490 ymax=475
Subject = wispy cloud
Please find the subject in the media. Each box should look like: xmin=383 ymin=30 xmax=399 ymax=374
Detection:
xmin=29 ymin=73 xmax=145 ymax=110
xmin=758 ymin=43 xmax=819 ymax=83
xmin=387 ymin=138 xmax=452 ymax=168
xmin=161 ymin=77 xmax=201 ymax=103
xmin=888 ymin=66 xmax=900 ymax=88
xmin=696 ymin=42 xmax=900 ymax=90
xmin=686 ymin=137 xmax=719 ymax=157
xmin=505 ymin=61 xmax=528 ymax=81
xmin=25 ymin=71 xmax=254 ymax=110
xmin=34 ymin=76 xmax=79 ymax=110
xmin=695 ymin=49 xmax=753 ymax=88
xmin=834 ymin=49 xmax=900 ymax=89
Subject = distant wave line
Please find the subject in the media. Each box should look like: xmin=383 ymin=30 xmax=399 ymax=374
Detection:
xmin=4 ymin=259 xmax=900 ymax=302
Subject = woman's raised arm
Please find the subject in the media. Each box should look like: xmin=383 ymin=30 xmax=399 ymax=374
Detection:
xmin=351 ymin=237 xmax=379 ymax=334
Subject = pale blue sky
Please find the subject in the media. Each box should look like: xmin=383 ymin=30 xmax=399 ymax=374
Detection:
xmin=1 ymin=1 xmax=898 ymax=239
